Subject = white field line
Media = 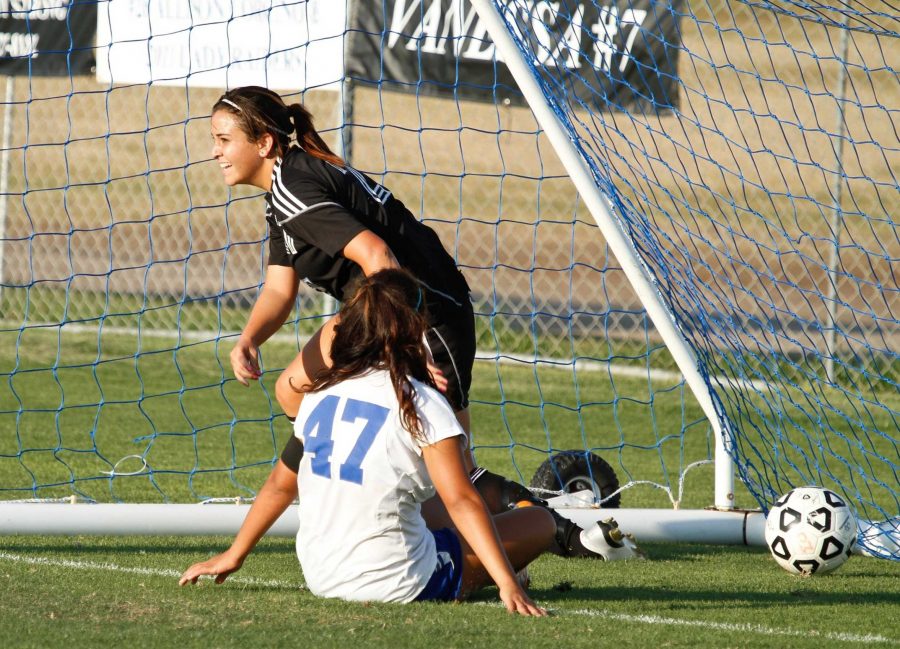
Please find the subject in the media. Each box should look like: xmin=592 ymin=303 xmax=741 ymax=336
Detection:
xmin=546 ymin=607 xmax=898 ymax=645
xmin=0 ymin=551 xmax=303 ymax=590
xmin=0 ymin=321 xmax=770 ymax=391
xmin=1 ymin=551 xmax=894 ymax=644
xmin=479 ymin=350 xmax=771 ymax=392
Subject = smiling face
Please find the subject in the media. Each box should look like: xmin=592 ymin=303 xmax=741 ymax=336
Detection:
xmin=210 ymin=110 xmax=275 ymax=190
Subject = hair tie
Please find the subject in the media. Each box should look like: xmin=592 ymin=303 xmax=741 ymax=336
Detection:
xmin=268 ymin=122 xmax=293 ymax=137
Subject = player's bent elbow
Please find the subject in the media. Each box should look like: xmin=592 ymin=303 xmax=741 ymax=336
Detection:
xmin=342 ymin=231 xmax=399 ymax=275
xmin=441 ymin=490 xmax=487 ymax=520
xmin=274 ymin=370 xmax=304 ymax=416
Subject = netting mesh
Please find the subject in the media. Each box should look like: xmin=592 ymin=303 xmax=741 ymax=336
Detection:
xmin=486 ymin=0 xmax=897 ymax=556
xmin=0 ymin=1 xmax=895 ymax=557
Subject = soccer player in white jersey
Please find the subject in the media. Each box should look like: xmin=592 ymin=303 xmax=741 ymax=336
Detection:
xmin=180 ymin=269 xmax=554 ymax=614
xmin=206 ymin=86 xmax=641 ymax=562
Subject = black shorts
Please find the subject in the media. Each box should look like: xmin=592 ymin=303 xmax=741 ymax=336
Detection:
xmin=425 ymin=294 xmax=475 ymax=412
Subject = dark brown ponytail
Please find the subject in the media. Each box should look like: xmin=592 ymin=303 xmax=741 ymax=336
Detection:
xmin=286 ymin=103 xmax=344 ymax=167
xmin=213 ymin=86 xmax=344 ymax=165
xmin=291 ymin=269 xmax=434 ymax=440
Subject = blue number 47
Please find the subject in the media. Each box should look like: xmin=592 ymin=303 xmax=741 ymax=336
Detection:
xmin=302 ymin=395 xmax=389 ymax=485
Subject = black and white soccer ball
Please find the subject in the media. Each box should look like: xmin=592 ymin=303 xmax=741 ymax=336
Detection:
xmin=765 ymin=486 xmax=857 ymax=575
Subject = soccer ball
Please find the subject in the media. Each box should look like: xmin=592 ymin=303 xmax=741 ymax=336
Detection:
xmin=764 ymin=486 xmax=857 ymax=575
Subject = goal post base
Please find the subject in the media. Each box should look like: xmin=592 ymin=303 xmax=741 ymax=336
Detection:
xmin=2 ymin=500 xmax=894 ymax=558
xmin=0 ymin=501 xmax=765 ymax=545
xmin=0 ymin=502 xmax=299 ymax=537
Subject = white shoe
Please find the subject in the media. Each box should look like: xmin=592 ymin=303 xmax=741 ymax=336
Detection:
xmin=579 ymin=517 xmax=645 ymax=561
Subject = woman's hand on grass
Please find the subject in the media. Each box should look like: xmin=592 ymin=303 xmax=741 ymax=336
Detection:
xmin=179 ymin=551 xmax=244 ymax=586
xmin=499 ymin=584 xmax=548 ymax=617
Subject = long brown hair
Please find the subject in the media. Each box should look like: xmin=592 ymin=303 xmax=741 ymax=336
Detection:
xmin=213 ymin=86 xmax=344 ymax=166
xmin=294 ymin=269 xmax=435 ymax=439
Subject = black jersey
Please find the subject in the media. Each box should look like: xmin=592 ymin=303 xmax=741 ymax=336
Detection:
xmin=265 ymin=147 xmax=469 ymax=306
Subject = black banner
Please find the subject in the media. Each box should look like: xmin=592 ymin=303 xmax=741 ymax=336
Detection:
xmin=0 ymin=1 xmax=95 ymax=76
xmin=347 ymin=0 xmax=682 ymax=112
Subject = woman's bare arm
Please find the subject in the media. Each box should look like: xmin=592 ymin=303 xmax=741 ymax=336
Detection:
xmin=423 ymin=437 xmax=546 ymax=616
xmin=231 ymin=265 xmax=300 ymax=385
xmin=342 ymin=230 xmax=400 ymax=276
xmin=179 ymin=459 xmax=299 ymax=585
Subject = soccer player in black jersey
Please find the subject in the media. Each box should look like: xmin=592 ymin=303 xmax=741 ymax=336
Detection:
xmin=211 ymin=87 xmax=472 ymax=439
xmin=209 ymin=87 xmax=641 ymax=561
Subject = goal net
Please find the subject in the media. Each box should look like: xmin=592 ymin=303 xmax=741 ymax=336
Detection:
xmin=0 ymin=1 xmax=896 ymax=558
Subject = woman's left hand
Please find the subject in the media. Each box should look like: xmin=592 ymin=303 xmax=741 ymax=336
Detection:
xmin=179 ymin=551 xmax=244 ymax=586
xmin=499 ymin=585 xmax=548 ymax=617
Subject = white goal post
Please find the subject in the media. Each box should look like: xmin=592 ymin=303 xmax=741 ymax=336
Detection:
xmin=4 ymin=494 xmax=897 ymax=558
xmin=1 ymin=498 xmax=763 ymax=543
xmin=468 ymin=0 xmax=737 ymax=511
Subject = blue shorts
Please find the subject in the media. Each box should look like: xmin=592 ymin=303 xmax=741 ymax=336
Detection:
xmin=414 ymin=528 xmax=463 ymax=602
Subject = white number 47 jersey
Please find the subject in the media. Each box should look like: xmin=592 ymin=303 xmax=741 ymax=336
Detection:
xmin=293 ymin=369 xmax=464 ymax=603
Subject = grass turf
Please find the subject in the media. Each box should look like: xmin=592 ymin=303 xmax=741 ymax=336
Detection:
xmin=2 ymin=330 xmax=899 ymax=647
xmin=0 ymin=535 xmax=898 ymax=649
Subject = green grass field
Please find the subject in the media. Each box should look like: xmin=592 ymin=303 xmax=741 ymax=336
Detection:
xmin=2 ymin=328 xmax=900 ymax=647
xmin=1 ymin=535 xmax=898 ymax=649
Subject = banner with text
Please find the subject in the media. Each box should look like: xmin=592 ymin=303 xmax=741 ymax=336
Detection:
xmin=95 ymin=0 xmax=345 ymax=90
xmin=347 ymin=0 xmax=683 ymax=111
xmin=0 ymin=1 xmax=95 ymax=76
